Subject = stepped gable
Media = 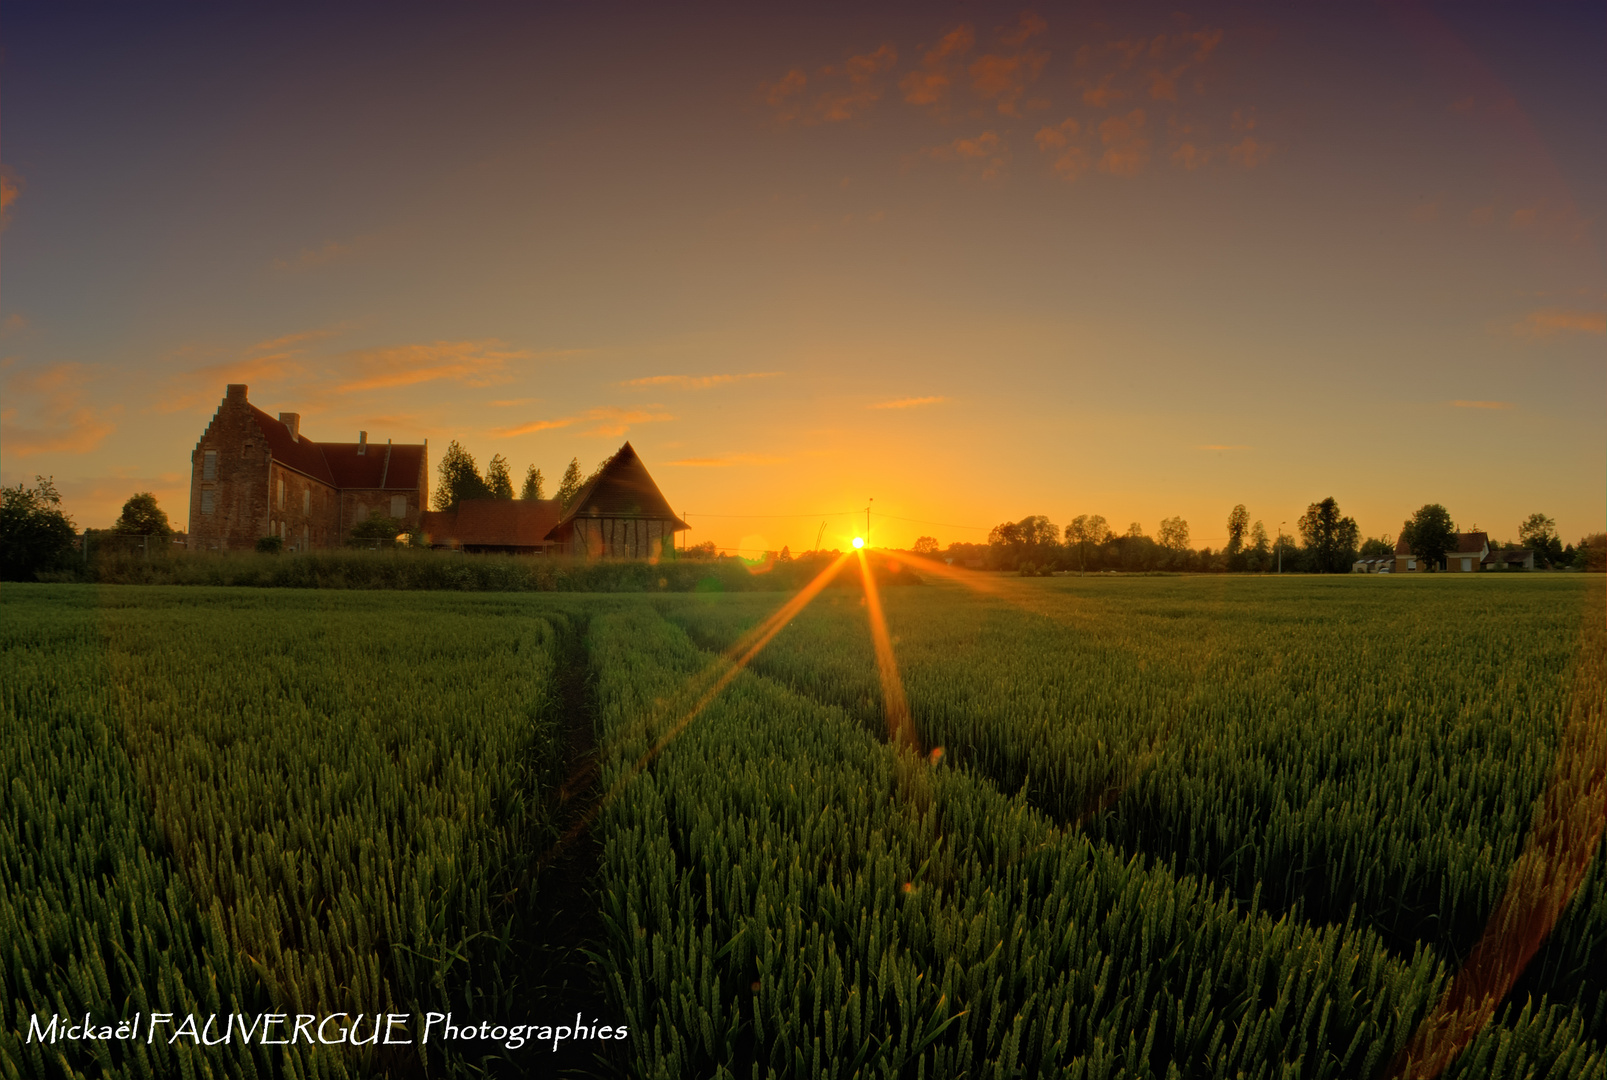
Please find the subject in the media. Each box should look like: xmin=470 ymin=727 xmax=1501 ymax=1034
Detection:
xmin=546 ymin=441 xmax=689 ymax=538
xmin=248 ymin=405 xmax=336 ymax=485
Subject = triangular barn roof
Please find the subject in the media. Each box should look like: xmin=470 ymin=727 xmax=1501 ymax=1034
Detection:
xmin=546 ymin=442 xmax=688 ymax=539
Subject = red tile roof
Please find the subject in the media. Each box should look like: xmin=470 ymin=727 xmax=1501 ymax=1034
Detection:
xmin=249 ymin=406 xmax=423 ymax=490
xmin=1455 ymin=531 xmax=1488 ymax=554
xmin=421 ymin=499 xmax=563 ymax=548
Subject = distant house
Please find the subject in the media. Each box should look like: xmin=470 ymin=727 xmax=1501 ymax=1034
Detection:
xmin=1482 ymin=547 xmax=1536 ymax=571
xmin=1393 ymin=531 xmax=1488 ymax=573
xmin=420 ymin=442 xmax=688 ymax=559
xmin=189 ymin=384 xmax=428 ymax=551
xmin=1352 ymin=557 xmax=1393 ymax=573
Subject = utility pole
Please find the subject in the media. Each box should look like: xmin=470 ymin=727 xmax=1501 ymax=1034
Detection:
xmin=1277 ymin=520 xmax=1286 ymax=574
xmin=866 ymin=498 xmax=873 ymax=549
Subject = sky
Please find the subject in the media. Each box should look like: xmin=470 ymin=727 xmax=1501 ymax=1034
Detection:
xmin=2 ymin=1 xmax=1602 ymax=554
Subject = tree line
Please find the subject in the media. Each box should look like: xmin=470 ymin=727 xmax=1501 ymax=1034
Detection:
xmin=431 ymin=441 xmax=604 ymax=513
xmin=908 ymin=498 xmax=1601 ymax=575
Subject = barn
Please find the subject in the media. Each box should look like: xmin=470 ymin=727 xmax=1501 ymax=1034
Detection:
xmin=420 ymin=442 xmax=688 ymax=559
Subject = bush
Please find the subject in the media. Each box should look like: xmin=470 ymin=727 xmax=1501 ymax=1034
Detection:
xmin=256 ymin=535 xmax=284 ymax=554
xmin=0 ymin=476 xmax=78 ymax=581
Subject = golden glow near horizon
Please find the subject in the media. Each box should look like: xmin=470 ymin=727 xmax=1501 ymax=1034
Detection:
xmin=0 ymin=6 xmax=1600 ymax=546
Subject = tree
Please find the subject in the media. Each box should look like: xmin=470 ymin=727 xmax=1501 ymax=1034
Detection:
xmin=1577 ymin=533 xmax=1607 ymax=572
xmin=1248 ymin=520 xmax=1270 ymax=570
xmin=112 ymin=492 xmax=174 ymax=537
xmin=521 ymin=465 xmax=545 ymax=501
xmin=1157 ymin=517 xmax=1190 ymax=552
xmin=351 ymin=514 xmax=405 ymax=540
xmin=1402 ymin=504 xmax=1456 ymax=572
xmin=1065 ymin=514 xmax=1110 ymax=572
xmin=556 ymin=458 xmax=584 ymax=509
xmin=485 ymin=454 xmax=515 ymax=500
xmin=1359 ymin=535 xmax=1394 ymax=560
xmin=1518 ymin=512 xmax=1563 ymax=567
xmin=912 ymin=536 xmax=939 ymax=555
xmin=1297 ymin=497 xmax=1360 ymax=573
xmin=432 ymin=440 xmax=491 ymax=511
xmin=778 ymin=545 xmax=793 ymax=562
xmin=1 ymin=476 xmax=78 ymax=581
xmin=1225 ymin=505 xmax=1249 ymax=555
xmin=988 ymin=515 xmax=1057 ymax=573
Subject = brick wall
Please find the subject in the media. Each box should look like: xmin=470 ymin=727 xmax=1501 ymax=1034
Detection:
xmin=189 ymin=385 xmax=271 ymax=550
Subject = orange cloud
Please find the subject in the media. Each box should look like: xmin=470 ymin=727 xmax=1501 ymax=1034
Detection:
xmin=1098 ymin=109 xmax=1149 ymax=176
xmin=997 ymin=11 xmax=1047 ymax=48
xmin=623 ymin=372 xmax=779 ymax=389
xmin=0 ymin=361 xmax=118 ymax=457
xmin=868 ymin=395 xmax=946 ymax=410
xmin=1035 ymin=120 xmax=1088 ymax=181
xmin=270 ymin=238 xmax=362 ymax=272
xmin=1450 ymin=400 xmax=1513 ymax=410
xmin=922 ymin=132 xmax=1007 ymax=180
xmin=900 ymin=25 xmax=974 ymax=107
xmin=1513 ymin=308 xmax=1606 ymax=338
xmin=495 ymin=406 xmax=674 ymax=439
xmin=1171 ymin=142 xmax=1208 ymax=170
xmin=969 ymin=50 xmax=1047 ymax=116
xmin=1082 ymin=74 xmax=1126 ymax=108
xmin=765 ymin=46 xmax=897 ymax=125
xmin=0 ymin=166 xmax=20 ymax=229
xmin=1227 ymin=135 xmax=1272 ymax=169
xmin=3 ymin=313 xmax=29 ymax=335
xmin=665 ymin=453 xmax=786 ymax=467
xmin=335 ymin=340 xmax=530 ymax=392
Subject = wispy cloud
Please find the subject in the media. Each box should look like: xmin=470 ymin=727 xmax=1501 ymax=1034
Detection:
xmin=0 ymin=361 xmax=118 ymax=457
xmin=0 ymin=166 xmax=21 ymax=230
xmin=761 ymin=44 xmax=898 ymax=125
xmin=921 ymin=132 xmax=1008 ymax=180
xmin=495 ymin=406 xmax=674 ymax=439
xmin=666 ymin=453 xmax=787 ymax=467
xmin=271 ymin=238 xmax=364 ymax=273
xmin=869 ymin=395 xmax=946 ymax=410
xmin=622 ymin=372 xmax=779 ymax=389
xmin=1512 ymin=307 xmax=1605 ymax=339
xmin=335 ymin=340 xmax=531 ymax=392
xmin=1097 ymin=109 xmax=1149 ymax=176
xmin=900 ymin=25 xmax=974 ymax=107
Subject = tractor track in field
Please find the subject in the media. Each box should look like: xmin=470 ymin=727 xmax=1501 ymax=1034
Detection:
xmin=519 ymin=610 xmax=622 ymax=1079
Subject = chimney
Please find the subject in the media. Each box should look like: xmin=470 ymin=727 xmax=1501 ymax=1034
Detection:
xmin=279 ymin=413 xmax=300 ymax=442
xmin=226 ymin=384 xmax=248 ymax=401
xmin=358 ymin=430 xmax=368 ymax=455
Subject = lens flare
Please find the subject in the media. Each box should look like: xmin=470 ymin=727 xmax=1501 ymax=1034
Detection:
xmin=857 ymin=549 xmax=915 ymax=748
xmin=1388 ymin=586 xmax=1607 ymax=1079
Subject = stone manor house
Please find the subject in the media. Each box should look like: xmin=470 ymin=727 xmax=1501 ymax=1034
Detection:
xmin=188 ymin=384 xmax=688 ymax=558
xmin=187 ymin=384 xmax=428 ymax=551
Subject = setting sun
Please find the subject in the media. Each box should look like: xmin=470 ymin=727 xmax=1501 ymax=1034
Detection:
xmin=852 ymin=537 xmax=865 ymax=549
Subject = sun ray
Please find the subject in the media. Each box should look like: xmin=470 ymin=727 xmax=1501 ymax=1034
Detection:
xmin=857 ymin=548 xmax=916 ymax=749
xmin=543 ymin=551 xmax=855 ymax=866
xmin=1389 ymin=582 xmax=1606 ymax=1078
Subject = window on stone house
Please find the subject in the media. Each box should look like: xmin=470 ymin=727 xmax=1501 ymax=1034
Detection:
xmin=278 ymin=479 xmax=285 ymax=509
xmin=391 ymin=495 xmax=406 ymax=518
xmin=304 ymin=489 xmax=311 ymax=514
xmin=201 ymin=490 xmax=215 ymax=515
xmin=203 ymin=450 xmax=217 ymax=480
